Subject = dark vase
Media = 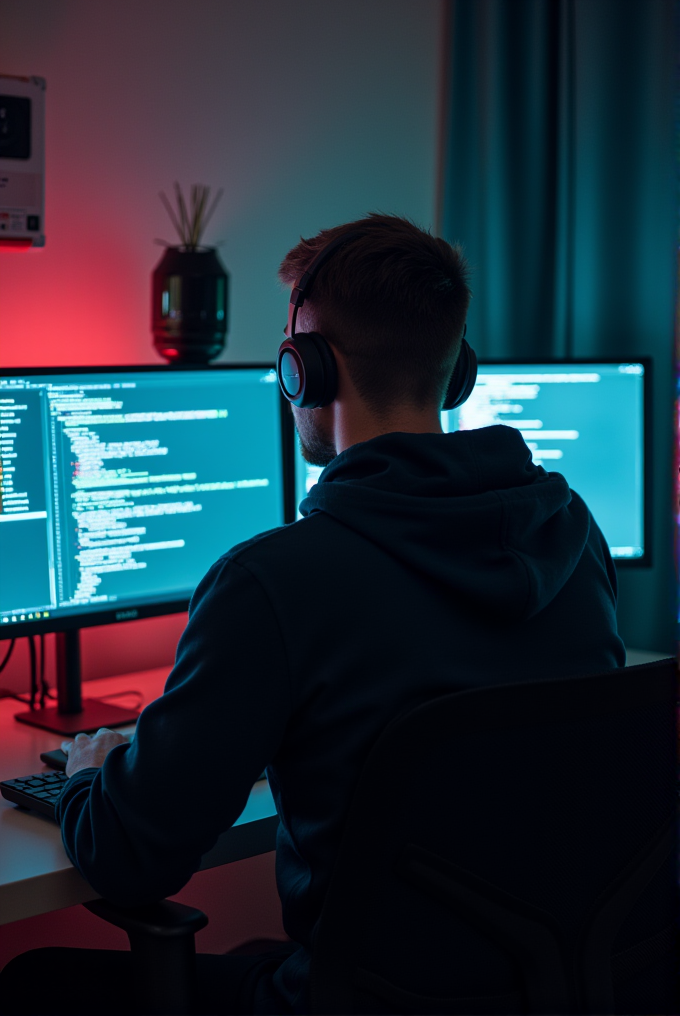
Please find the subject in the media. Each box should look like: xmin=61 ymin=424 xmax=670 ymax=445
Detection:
xmin=151 ymin=246 xmax=229 ymax=363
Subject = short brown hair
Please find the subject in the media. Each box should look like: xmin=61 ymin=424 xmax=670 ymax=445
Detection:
xmin=278 ymin=213 xmax=471 ymax=414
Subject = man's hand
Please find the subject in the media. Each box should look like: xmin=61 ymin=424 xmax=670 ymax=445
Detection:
xmin=61 ymin=728 xmax=128 ymax=778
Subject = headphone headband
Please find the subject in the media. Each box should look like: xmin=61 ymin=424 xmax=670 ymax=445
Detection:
xmin=287 ymin=231 xmax=363 ymax=337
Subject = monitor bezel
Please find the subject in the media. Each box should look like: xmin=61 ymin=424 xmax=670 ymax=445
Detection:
xmin=0 ymin=362 xmax=296 ymax=639
xmin=469 ymin=356 xmax=652 ymax=569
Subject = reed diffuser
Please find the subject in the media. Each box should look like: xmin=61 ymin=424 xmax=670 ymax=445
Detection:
xmin=151 ymin=183 xmax=229 ymax=363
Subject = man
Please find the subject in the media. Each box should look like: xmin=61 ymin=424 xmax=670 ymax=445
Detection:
xmin=1 ymin=214 xmax=625 ymax=1014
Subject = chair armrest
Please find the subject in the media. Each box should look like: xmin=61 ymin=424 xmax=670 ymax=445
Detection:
xmin=84 ymin=897 xmax=209 ymax=938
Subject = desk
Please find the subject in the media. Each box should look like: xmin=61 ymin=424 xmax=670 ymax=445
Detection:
xmin=0 ymin=668 xmax=278 ymax=926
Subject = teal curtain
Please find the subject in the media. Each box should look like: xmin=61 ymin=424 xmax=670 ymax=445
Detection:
xmin=440 ymin=0 xmax=677 ymax=653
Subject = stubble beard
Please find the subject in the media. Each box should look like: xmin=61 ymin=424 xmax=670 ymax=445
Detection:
xmin=292 ymin=407 xmax=337 ymax=468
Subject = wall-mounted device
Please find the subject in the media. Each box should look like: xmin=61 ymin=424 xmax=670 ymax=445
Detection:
xmin=0 ymin=74 xmax=45 ymax=248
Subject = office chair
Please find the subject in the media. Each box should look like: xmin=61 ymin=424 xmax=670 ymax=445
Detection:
xmin=85 ymin=658 xmax=678 ymax=1015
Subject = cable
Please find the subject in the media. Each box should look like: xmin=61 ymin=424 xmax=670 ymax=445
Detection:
xmin=0 ymin=639 xmax=16 ymax=675
xmin=0 ymin=638 xmax=33 ymax=705
xmin=0 ymin=636 xmax=57 ymax=707
xmin=39 ymin=633 xmax=46 ymax=707
xmin=0 ymin=638 xmax=29 ymax=703
xmin=99 ymin=689 xmax=145 ymax=710
xmin=28 ymin=636 xmax=37 ymax=710
xmin=0 ymin=690 xmax=32 ymax=703
xmin=39 ymin=633 xmax=54 ymax=706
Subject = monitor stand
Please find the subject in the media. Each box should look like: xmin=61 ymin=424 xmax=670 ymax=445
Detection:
xmin=14 ymin=629 xmax=140 ymax=735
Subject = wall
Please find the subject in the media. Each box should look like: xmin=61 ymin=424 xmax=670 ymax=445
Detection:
xmin=0 ymin=0 xmax=443 ymax=693
xmin=0 ymin=0 xmax=440 ymax=367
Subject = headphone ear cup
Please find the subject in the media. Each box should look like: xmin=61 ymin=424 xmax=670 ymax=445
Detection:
xmin=276 ymin=333 xmax=338 ymax=408
xmin=442 ymin=339 xmax=478 ymax=411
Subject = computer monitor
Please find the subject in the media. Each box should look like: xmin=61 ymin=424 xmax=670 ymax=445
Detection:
xmin=0 ymin=364 xmax=294 ymax=733
xmin=294 ymin=358 xmax=650 ymax=563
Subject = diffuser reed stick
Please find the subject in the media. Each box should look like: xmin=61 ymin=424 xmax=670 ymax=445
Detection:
xmin=157 ymin=183 xmax=224 ymax=250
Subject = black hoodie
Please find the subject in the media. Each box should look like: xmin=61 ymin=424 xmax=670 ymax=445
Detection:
xmin=57 ymin=426 xmax=625 ymax=1013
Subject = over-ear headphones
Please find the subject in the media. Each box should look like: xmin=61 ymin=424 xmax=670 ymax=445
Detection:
xmin=276 ymin=232 xmax=477 ymax=411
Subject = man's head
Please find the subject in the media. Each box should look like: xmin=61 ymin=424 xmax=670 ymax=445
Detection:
xmin=278 ymin=213 xmax=471 ymax=465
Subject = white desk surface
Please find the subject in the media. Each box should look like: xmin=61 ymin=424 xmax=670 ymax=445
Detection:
xmin=624 ymin=648 xmax=671 ymax=667
xmin=0 ymin=667 xmax=278 ymax=926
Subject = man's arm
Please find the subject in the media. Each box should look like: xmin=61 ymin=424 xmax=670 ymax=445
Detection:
xmin=56 ymin=555 xmax=291 ymax=906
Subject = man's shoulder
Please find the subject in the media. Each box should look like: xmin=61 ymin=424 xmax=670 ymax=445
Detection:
xmin=218 ymin=513 xmax=330 ymax=569
xmin=191 ymin=515 xmax=334 ymax=611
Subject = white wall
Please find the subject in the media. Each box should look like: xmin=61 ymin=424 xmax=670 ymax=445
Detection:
xmin=0 ymin=0 xmax=443 ymax=365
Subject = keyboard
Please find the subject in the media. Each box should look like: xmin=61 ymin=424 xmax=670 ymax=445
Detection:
xmin=1 ymin=770 xmax=68 ymax=819
xmin=1 ymin=763 xmax=269 ymax=822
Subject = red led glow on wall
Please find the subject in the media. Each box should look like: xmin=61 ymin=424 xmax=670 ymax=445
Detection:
xmin=0 ymin=237 xmax=158 ymax=367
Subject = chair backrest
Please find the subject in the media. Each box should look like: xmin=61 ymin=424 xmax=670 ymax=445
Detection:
xmin=310 ymin=659 xmax=678 ymax=1015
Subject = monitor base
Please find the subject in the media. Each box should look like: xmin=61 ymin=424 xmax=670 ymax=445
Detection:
xmin=14 ymin=699 xmax=139 ymax=736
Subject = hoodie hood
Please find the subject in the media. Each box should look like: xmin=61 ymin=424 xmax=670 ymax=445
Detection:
xmin=300 ymin=425 xmax=591 ymax=622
